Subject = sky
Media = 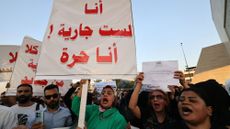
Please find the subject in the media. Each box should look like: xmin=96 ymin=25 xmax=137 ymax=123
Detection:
xmin=0 ymin=0 xmax=221 ymax=71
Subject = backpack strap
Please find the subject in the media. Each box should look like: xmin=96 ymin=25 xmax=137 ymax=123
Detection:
xmin=36 ymin=103 xmax=40 ymax=111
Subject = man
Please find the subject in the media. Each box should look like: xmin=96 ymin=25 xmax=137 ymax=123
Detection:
xmin=32 ymin=84 xmax=73 ymax=129
xmin=0 ymin=105 xmax=18 ymax=129
xmin=11 ymin=84 xmax=43 ymax=128
xmin=0 ymin=91 xmax=16 ymax=106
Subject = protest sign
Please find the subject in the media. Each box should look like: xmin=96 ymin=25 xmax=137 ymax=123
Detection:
xmin=6 ymin=37 xmax=71 ymax=96
xmin=142 ymin=60 xmax=179 ymax=92
xmin=36 ymin=0 xmax=137 ymax=80
xmin=0 ymin=45 xmax=19 ymax=81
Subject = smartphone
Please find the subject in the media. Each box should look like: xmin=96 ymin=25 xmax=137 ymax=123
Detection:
xmin=35 ymin=110 xmax=44 ymax=123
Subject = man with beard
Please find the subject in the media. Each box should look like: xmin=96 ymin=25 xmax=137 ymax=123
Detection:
xmin=11 ymin=84 xmax=44 ymax=129
xmin=32 ymin=84 xmax=73 ymax=129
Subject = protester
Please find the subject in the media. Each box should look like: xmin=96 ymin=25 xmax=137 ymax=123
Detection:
xmin=117 ymin=89 xmax=143 ymax=128
xmin=0 ymin=105 xmax=18 ymax=129
xmin=172 ymin=79 xmax=230 ymax=129
xmin=71 ymin=80 xmax=127 ymax=129
xmin=0 ymin=91 xmax=17 ymax=107
xmin=10 ymin=84 xmax=43 ymax=128
xmin=129 ymin=72 xmax=176 ymax=129
xmin=64 ymin=82 xmax=81 ymax=110
xmin=32 ymin=84 xmax=73 ymax=129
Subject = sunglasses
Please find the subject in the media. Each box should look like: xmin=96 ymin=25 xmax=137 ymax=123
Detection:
xmin=149 ymin=95 xmax=165 ymax=100
xmin=45 ymin=93 xmax=59 ymax=100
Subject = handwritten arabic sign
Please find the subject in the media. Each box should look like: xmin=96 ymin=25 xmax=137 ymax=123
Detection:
xmin=142 ymin=61 xmax=179 ymax=92
xmin=6 ymin=37 xmax=71 ymax=96
xmin=36 ymin=0 xmax=137 ymax=80
xmin=0 ymin=45 xmax=19 ymax=81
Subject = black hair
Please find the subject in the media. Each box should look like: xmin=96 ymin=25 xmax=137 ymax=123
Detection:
xmin=44 ymin=84 xmax=59 ymax=94
xmin=17 ymin=84 xmax=33 ymax=91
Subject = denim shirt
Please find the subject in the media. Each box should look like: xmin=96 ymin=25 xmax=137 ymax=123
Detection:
xmin=43 ymin=106 xmax=73 ymax=129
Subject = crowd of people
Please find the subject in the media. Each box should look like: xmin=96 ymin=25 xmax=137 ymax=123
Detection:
xmin=0 ymin=71 xmax=230 ymax=129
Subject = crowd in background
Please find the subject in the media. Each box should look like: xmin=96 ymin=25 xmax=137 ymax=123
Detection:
xmin=0 ymin=71 xmax=230 ymax=129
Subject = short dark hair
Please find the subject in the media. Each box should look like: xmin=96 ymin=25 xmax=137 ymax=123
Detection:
xmin=44 ymin=84 xmax=59 ymax=94
xmin=17 ymin=84 xmax=33 ymax=91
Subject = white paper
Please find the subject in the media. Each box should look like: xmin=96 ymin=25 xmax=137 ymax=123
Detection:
xmin=142 ymin=60 xmax=179 ymax=92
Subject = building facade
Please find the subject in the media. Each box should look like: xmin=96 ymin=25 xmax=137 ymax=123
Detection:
xmin=192 ymin=0 xmax=230 ymax=84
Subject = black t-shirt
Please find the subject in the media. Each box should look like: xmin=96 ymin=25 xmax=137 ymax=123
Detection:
xmin=168 ymin=120 xmax=228 ymax=129
xmin=140 ymin=106 xmax=176 ymax=129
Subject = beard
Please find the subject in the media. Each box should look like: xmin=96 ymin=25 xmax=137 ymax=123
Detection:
xmin=16 ymin=95 xmax=32 ymax=104
xmin=46 ymin=100 xmax=59 ymax=109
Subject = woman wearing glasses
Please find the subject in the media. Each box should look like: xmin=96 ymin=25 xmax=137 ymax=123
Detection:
xmin=129 ymin=73 xmax=176 ymax=129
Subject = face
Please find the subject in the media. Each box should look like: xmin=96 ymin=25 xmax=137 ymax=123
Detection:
xmin=16 ymin=86 xmax=33 ymax=104
xmin=100 ymin=87 xmax=115 ymax=109
xmin=178 ymin=91 xmax=212 ymax=125
xmin=149 ymin=90 xmax=168 ymax=112
xmin=44 ymin=88 xmax=60 ymax=109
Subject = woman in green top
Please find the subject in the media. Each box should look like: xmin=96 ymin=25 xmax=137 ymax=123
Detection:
xmin=71 ymin=81 xmax=127 ymax=129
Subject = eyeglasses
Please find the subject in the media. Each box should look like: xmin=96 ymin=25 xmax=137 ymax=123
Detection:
xmin=149 ymin=95 xmax=165 ymax=100
xmin=45 ymin=93 xmax=59 ymax=100
xmin=101 ymin=91 xmax=114 ymax=96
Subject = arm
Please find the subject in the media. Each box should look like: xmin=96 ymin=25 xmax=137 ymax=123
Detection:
xmin=71 ymin=80 xmax=94 ymax=122
xmin=64 ymin=86 xmax=76 ymax=109
xmin=128 ymin=72 xmax=144 ymax=119
xmin=174 ymin=70 xmax=190 ymax=89
xmin=71 ymin=96 xmax=81 ymax=117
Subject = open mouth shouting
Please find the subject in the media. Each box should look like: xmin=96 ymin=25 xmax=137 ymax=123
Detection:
xmin=181 ymin=106 xmax=193 ymax=116
xmin=102 ymin=98 xmax=109 ymax=104
xmin=100 ymin=97 xmax=113 ymax=109
xmin=153 ymin=103 xmax=161 ymax=110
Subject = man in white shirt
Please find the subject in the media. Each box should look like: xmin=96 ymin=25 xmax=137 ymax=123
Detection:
xmin=0 ymin=105 xmax=18 ymax=129
xmin=11 ymin=84 xmax=43 ymax=128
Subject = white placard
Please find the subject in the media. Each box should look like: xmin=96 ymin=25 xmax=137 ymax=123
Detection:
xmin=142 ymin=60 xmax=179 ymax=92
xmin=0 ymin=45 xmax=19 ymax=81
xmin=6 ymin=36 xmax=71 ymax=96
xmin=35 ymin=0 xmax=137 ymax=80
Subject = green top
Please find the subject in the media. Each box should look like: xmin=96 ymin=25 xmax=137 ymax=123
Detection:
xmin=71 ymin=96 xmax=127 ymax=129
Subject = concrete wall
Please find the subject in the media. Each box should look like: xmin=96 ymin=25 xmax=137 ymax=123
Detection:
xmin=195 ymin=43 xmax=230 ymax=74
xmin=193 ymin=1 xmax=230 ymax=84
xmin=193 ymin=65 xmax=230 ymax=84
xmin=211 ymin=0 xmax=230 ymax=55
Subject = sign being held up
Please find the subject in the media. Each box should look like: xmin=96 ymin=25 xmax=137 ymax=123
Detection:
xmin=6 ymin=36 xmax=71 ymax=96
xmin=0 ymin=45 xmax=19 ymax=81
xmin=35 ymin=0 xmax=137 ymax=80
xmin=142 ymin=60 xmax=179 ymax=92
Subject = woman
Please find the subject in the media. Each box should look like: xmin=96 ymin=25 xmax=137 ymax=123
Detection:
xmin=71 ymin=80 xmax=127 ymax=129
xmin=175 ymin=80 xmax=229 ymax=129
xmin=129 ymin=73 xmax=176 ymax=129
